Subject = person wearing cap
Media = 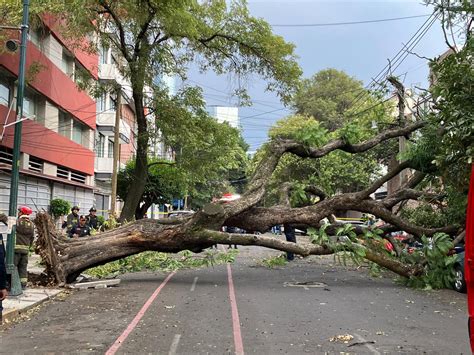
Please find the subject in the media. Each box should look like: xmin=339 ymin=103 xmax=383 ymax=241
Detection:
xmin=0 ymin=213 xmax=8 ymax=321
xmin=68 ymin=215 xmax=91 ymax=238
xmin=15 ymin=206 xmax=35 ymax=289
xmin=86 ymin=207 xmax=100 ymax=230
xmin=64 ymin=206 xmax=80 ymax=233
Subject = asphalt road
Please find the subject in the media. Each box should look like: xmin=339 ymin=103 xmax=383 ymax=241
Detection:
xmin=0 ymin=245 xmax=470 ymax=354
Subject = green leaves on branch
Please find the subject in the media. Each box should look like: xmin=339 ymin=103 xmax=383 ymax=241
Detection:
xmin=403 ymin=233 xmax=457 ymax=290
xmin=86 ymin=249 xmax=238 ymax=279
xmin=151 ymin=87 xmax=249 ymax=208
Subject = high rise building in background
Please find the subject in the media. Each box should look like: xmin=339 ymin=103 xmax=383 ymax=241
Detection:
xmin=0 ymin=15 xmax=97 ymax=214
xmin=208 ymin=105 xmax=240 ymax=129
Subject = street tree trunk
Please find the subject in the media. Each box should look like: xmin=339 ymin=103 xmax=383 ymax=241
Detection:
xmin=119 ymin=69 xmax=149 ymax=222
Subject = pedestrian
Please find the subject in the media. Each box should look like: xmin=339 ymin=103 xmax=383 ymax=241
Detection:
xmin=15 ymin=206 xmax=35 ymax=289
xmin=63 ymin=206 xmax=80 ymax=233
xmin=68 ymin=215 xmax=91 ymax=238
xmin=86 ymin=207 xmax=100 ymax=230
xmin=0 ymin=213 xmax=8 ymax=322
xmin=283 ymin=223 xmax=296 ymax=261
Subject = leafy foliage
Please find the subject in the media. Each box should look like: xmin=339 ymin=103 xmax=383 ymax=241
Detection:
xmin=402 ymin=234 xmax=456 ymax=290
xmin=259 ymin=255 xmax=288 ymax=268
xmin=87 ymin=250 xmax=238 ymax=279
xmin=152 ymin=87 xmax=249 ymax=209
xmin=49 ymin=199 xmax=70 ymax=218
xmin=117 ymin=159 xmax=187 ymax=210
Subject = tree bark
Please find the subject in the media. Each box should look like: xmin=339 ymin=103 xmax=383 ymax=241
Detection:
xmin=35 ymin=122 xmax=451 ymax=286
xmin=119 ymin=69 xmax=149 ymax=222
xmin=34 ymin=212 xmax=422 ymax=285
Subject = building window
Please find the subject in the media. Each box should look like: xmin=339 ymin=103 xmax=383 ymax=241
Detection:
xmin=110 ymin=94 xmax=117 ymax=111
xmin=0 ymin=80 xmax=10 ymax=106
xmin=58 ymin=111 xmax=71 ymax=138
xmin=28 ymin=28 xmax=44 ymax=49
xmin=96 ymin=93 xmax=106 ymax=113
xmin=99 ymin=45 xmax=109 ymax=64
xmin=108 ymin=139 xmax=114 ymax=158
xmin=61 ymin=50 xmax=74 ymax=77
xmin=23 ymin=91 xmax=36 ymax=118
xmin=72 ymin=120 xmax=84 ymax=145
xmin=95 ymin=133 xmax=105 ymax=158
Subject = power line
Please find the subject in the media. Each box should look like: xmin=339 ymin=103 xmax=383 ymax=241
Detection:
xmin=347 ymin=12 xmax=438 ymax=113
xmin=271 ymin=14 xmax=431 ymax=27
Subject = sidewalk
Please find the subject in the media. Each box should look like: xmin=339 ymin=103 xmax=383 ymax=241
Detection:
xmin=1 ymin=254 xmax=63 ymax=325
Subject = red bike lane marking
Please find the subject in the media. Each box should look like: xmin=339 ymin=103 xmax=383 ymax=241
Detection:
xmin=227 ymin=263 xmax=245 ymax=355
xmin=105 ymin=272 xmax=176 ymax=355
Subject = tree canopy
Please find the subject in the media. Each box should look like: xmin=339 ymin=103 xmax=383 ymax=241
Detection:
xmin=7 ymin=0 xmax=301 ymax=220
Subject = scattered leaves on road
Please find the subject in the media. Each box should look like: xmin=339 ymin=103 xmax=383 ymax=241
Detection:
xmin=329 ymin=334 xmax=354 ymax=343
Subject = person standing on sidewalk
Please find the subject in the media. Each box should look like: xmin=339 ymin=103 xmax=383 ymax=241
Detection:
xmin=0 ymin=213 xmax=8 ymax=322
xmin=15 ymin=206 xmax=35 ymax=289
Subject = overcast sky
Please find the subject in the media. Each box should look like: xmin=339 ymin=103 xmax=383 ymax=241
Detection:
xmin=186 ymin=0 xmax=447 ymax=152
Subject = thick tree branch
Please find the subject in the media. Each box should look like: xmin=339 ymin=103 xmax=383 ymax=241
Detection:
xmin=283 ymin=121 xmax=426 ymax=159
xmin=98 ymin=1 xmax=132 ymax=62
xmin=195 ymin=229 xmax=422 ymax=277
xmin=132 ymin=0 xmax=157 ymax=61
xmin=383 ymin=189 xmax=445 ymax=209
xmin=403 ymin=171 xmax=426 ymax=189
xmin=305 ymin=185 xmax=327 ymax=201
xmin=359 ymin=161 xmax=412 ymax=198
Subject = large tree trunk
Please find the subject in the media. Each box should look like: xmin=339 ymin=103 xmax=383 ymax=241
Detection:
xmin=34 ymin=211 xmax=422 ymax=285
xmin=35 ymin=122 xmax=454 ymax=286
xmin=119 ymin=72 xmax=149 ymax=222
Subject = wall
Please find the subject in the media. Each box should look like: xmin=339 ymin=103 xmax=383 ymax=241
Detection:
xmin=0 ymin=105 xmax=94 ymax=175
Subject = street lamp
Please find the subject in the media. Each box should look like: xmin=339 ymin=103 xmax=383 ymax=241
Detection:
xmin=1 ymin=0 xmax=31 ymax=296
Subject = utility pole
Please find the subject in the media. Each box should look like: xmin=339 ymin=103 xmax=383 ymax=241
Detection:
xmin=6 ymin=0 xmax=30 ymax=296
xmin=110 ymin=87 xmax=122 ymax=218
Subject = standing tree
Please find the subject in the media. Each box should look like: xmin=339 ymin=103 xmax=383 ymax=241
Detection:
xmin=24 ymin=0 xmax=301 ymax=221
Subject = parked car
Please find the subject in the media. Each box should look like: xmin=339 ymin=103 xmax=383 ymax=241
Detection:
xmin=452 ymin=247 xmax=466 ymax=293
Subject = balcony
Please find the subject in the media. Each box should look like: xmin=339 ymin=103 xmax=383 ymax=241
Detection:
xmin=96 ymin=112 xmax=131 ymax=144
xmin=99 ymin=63 xmax=121 ymax=81
xmin=95 ymin=157 xmax=114 ymax=174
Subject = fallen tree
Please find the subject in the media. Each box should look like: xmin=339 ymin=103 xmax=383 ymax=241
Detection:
xmin=35 ymin=121 xmax=459 ymax=285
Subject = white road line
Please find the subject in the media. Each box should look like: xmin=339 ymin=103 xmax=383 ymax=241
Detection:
xmin=190 ymin=276 xmax=198 ymax=292
xmin=168 ymin=334 xmax=181 ymax=355
xmin=353 ymin=333 xmax=380 ymax=355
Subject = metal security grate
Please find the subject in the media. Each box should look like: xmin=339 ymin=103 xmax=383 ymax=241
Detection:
xmin=28 ymin=157 xmax=43 ymax=173
xmin=0 ymin=147 xmax=13 ymax=165
xmin=70 ymin=170 xmax=86 ymax=184
xmin=57 ymin=166 xmax=70 ymax=179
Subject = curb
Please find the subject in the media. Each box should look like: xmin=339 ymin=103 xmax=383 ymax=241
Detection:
xmin=1 ymin=289 xmax=65 ymax=326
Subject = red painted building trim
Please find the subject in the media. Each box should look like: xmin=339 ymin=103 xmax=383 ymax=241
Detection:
xmin=0 ymin=105 xmax=94 ymax=176
xmin=0 ymin=42 xmax=96 ymax=129
xmin=41 ymin=14 xmax=99 ymax=79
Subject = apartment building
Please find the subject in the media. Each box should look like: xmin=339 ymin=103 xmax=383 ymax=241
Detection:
xmin=93 ymin=43 xmax=136 ymax=216
xmin=0 ymin=16 xmax=97 ymax=214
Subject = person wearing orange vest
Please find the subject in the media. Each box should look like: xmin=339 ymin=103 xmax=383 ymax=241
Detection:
xmin=14 ymin=206 xmax=35 ymax=289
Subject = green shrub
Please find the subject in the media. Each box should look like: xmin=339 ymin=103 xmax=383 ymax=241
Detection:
xmin=50 ymin=198 xmax=70 ymax=218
